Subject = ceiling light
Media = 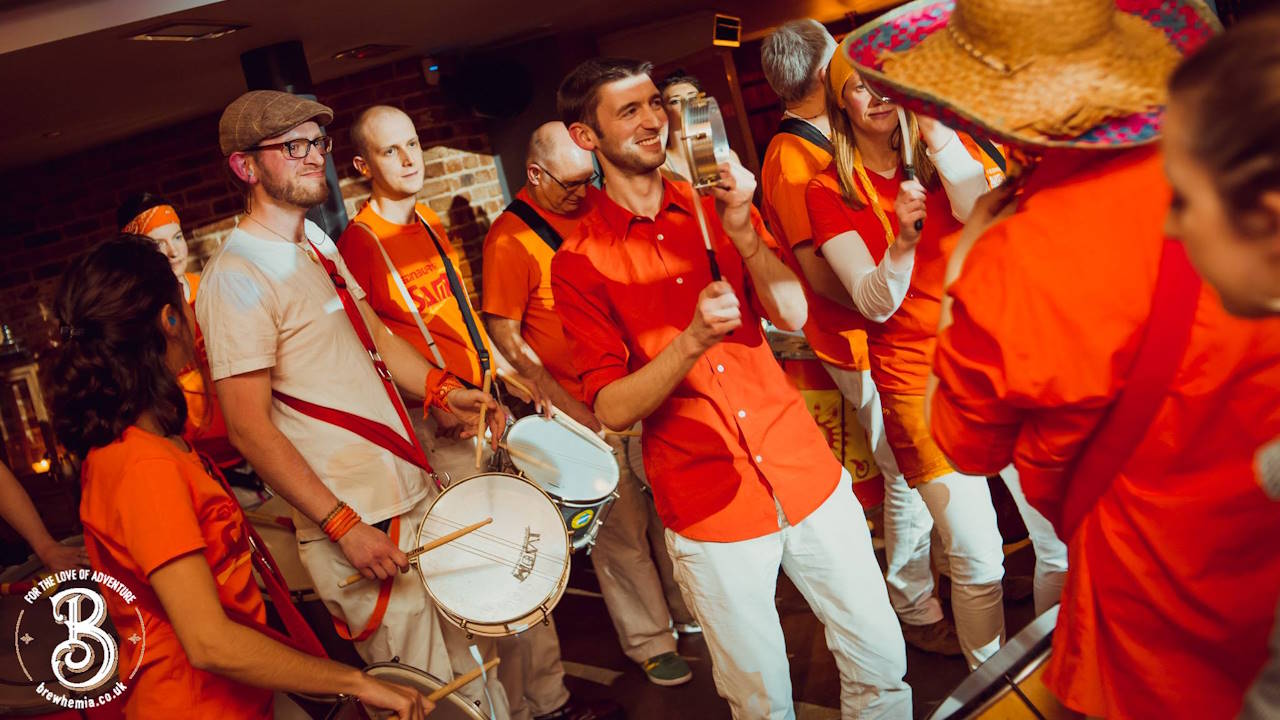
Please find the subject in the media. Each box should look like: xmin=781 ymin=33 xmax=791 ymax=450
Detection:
xmin=333 ymin=44 xmax=406 ymax=61
xmin=129 ymin=23 xmax=245 ymax=42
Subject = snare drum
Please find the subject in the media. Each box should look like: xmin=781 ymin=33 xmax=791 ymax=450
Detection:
xmin=324 ymin=662 xmax=485 ymax=719
xmin=416 ymin=472 xmax=570 ymax=638
xmin=504 ymin=414 xmax=619 ymax=551
xmin=928 ymin=606 xmax=1073 ymax=720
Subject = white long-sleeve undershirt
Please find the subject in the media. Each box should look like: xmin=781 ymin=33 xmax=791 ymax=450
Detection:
xmin=824 ymin=130 xmax=988 ymax=323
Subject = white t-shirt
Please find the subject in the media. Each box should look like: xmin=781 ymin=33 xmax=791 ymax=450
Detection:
xmin=195 ymin=219 xmax=430 ymax=537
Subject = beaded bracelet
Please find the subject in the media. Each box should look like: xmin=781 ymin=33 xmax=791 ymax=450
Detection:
xmin=427 ymin=372 xmax=466 ymax=412
xmin=322 ymin=502 xmax=361 ymax=542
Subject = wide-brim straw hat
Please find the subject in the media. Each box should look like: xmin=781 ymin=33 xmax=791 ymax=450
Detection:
xmin=845 ymin=0 xmax=1221 ymax=149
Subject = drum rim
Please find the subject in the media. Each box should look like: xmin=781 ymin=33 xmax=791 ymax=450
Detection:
xmin=505 ymin=416 xmax=619 ymax=501
xmin=413 ymin=472 xmax=571 ymax=634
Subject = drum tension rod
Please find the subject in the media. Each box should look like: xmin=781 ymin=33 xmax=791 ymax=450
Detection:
xmin=1003 ymin=672 xmax=1049 ymax=720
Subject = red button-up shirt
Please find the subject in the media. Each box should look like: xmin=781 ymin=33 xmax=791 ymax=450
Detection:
xmin=551 ymin=180 xmax=842 ymax=542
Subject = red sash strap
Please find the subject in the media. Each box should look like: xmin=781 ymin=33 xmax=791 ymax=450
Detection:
xmin=332 ymin=515 xmax=400 ymax=643
xmin=304 ymin=239 xmax=437 ymax=483
xmin=202 ymin=455 xmax=328 ymax=657
xmin=272 ymin=389 xmax=430 ymax=470
xmin=1056 ymin=238 xmax=1203 ymax=540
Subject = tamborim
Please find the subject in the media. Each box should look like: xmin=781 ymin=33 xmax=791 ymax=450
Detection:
xmin=415 ymin=473 xmax=570 ymax=638
xmin=680 ymin=96 xmax=732 ymax=190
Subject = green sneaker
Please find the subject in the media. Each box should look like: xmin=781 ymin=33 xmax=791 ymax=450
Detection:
xmin=642 ymin=651 xmax=692 ymax=687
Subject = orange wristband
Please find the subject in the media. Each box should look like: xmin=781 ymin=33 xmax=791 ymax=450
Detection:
xmin=426 ymin=369 xmax=466 ymax=412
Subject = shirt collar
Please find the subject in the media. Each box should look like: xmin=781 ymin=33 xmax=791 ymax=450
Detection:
xmin=592 ymin=176 xmax=697 ymax=238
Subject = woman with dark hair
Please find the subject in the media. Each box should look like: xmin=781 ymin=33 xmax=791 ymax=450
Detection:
xmin=1161 ymin=14 xmax=1280 ymax=719
xmin=50 ymin=235 xmax=432 ymax=719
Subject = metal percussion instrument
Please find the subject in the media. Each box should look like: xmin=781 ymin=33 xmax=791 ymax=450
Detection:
xmin=679 ymin=96 xmax=732 ymax=190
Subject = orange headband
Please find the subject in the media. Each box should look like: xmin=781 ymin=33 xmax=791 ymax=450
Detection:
xmin=122 ymin=204 xmax=180 ymax=236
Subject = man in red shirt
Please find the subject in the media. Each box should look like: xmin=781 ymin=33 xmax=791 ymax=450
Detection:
xmin=551 ymin=58 xmax=909 ymax=718
xmin=482 ymin=121 xmax=697 ymax=690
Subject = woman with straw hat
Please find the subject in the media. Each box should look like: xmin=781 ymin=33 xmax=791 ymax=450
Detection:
xmin=842 ymin=0 xmax=1280 ymax=716
xmin=804 ymin=40 xmax=1016 ymax=671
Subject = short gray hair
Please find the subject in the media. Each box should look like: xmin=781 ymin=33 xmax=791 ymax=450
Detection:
xmin=760 ymin=19 xmax=837 ymax=104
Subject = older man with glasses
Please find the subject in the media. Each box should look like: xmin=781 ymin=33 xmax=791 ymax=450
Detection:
xmin=483 ymin=121 xmax=697 ymax=694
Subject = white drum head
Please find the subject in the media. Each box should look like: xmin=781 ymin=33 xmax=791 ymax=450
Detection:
xmin=416 ymin=473 xmax=569 ymax=630
xmin=506 ymin=416 xmax=618 ymax=502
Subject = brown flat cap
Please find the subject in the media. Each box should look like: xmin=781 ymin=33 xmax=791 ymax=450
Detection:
xmin=218 ymin=90 xmax=334 ymax=156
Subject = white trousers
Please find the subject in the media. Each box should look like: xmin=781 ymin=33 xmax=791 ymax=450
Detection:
xmin=1000 ymin=466 xmax=1068 ymax=615
xmin=495 ymin=620 xmax=571 ymax=720
xmin=666 ymin=472 xmax=911 ymax=719
xmin=915 ymin=471 xmax=1006 ymax=668
xmin=822 ymin=364 xmax=942 ymax=626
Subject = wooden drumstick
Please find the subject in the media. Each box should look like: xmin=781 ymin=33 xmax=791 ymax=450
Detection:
xmin=426 ymin=657 xmax=500 ymax=702
xmin=498 ymin=443 xmax=557 ymax=472
xmin=475 ymin=369 xmax=493 ymax=470
xmin=495 ymin=368 xmax=533 ymax=399
xmin=603 ymin=429 xmax=641 ymax=438
xmin=337 ymin=517 xmax=493 ymax=588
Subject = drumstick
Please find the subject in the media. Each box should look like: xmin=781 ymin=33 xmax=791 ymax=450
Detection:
xmin=495 ymin=368 xmax=533 ymax=399
xmin=603 ymin=429 xmax=641 ymax=438
xmin=425 ymin=657 xmax=500 ymax=702
xmin=679 ymin=125 xmax=723 ymax=282
xmin=896 ymin=107 xmax=924 ymax=232
xmin=475 ymin=369 xmax=493 ymax=470
xmin=498 ymin=443 xmax=557 ymax=472
xmin=337 ymin=517 xmax=493 ymax=588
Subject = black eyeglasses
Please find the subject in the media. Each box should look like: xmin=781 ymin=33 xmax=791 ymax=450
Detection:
xmin=537 ymin=165 xmax=598 ymax=192
xmin=252 ymin=135 xmax=334 ymax=159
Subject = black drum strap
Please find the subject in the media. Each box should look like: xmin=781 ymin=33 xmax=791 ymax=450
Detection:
xmin=505 ymin=199 xmax=564 ymax=252
xmin=778 ymin=118 xmax=834 ymax=156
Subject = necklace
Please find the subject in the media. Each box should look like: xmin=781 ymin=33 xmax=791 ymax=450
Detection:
xmin=245 ymin=213 xmax=318 ymax=263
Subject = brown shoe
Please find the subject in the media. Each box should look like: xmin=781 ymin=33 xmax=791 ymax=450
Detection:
xmin=901 ymin=618 xmax=963 ymax=657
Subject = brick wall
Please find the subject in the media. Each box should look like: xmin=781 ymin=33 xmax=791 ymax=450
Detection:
xmin=0 ymin=56 xmax=506 ymax=351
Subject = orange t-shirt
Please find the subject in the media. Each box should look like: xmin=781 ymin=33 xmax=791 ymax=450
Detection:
xmin=551 ymin=182 xmax=843 ymax=541
xmin=931 ymin=148 xmax=1280 ymax=718
xmin=760 ymin=129 xmax=870 ymax=371
xmin=80 ymin=427 xmax=271 ymax=719
xmin=339 ymin=203 xmax=491 ymax=387
xmin=481 ymin=188 xmax=586 ymax=400
xmin=806 ymin=166 xmax=961 ymax=396
xmin=177 ymin=273 xmax=241 ymax=468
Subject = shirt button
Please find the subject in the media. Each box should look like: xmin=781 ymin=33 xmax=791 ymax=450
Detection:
xmin=676 ymin=277 xmax=684 ymax=285
xmin=656 ymin=233 xmax=665 ymax=241
xmin=716 ymin=364 xmax=725 ymax=373
xmin=737 ymin=409 xmax=747 ymax=418
xmin=755 ymin=454 xmax=764 ymax=463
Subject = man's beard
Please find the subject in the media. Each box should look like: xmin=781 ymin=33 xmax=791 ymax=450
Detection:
xmin=261 ymin=170 xmax=329 ymax=208
xmin=599 ymin=132 xmax=665 ymax=175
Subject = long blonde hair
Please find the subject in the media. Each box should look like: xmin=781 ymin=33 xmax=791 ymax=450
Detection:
xmin=825 ymin=79 xmax=939 ymax=243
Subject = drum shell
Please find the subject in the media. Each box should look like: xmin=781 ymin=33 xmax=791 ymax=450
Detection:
xmin=323 ymin=662 xmax=485 ymax=720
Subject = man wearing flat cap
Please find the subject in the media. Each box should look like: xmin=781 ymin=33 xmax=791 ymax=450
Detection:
xmin=197 ymin=89 xmax=511 ymax=717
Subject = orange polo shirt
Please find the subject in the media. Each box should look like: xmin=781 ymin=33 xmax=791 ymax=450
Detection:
xmin=806 ymin=167 xmax=961 ymax=396
xmin=760 ymin=128 xmax=870 ymax=371
xmin=551 ymin=182 xmax=843 ymax=542
xmin=931 ymin=148 xmax=1280 ymax=719
xmin=80 ymin=427 xmax=271 ymax=719
xmin=177 ymin=273 xmax=241 ymax=468
xmin=481 ymin=188 xmax=586 ymax=400
xmin=339 ymin=202 xmax=491 ymax=387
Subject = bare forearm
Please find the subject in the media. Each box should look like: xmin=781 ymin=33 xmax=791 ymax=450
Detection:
xmin=372 ymin=325 xmax=431 ymax=400
xmin=594 ymin=333 xmax=702 ymax=430
xmin=487 ymin=319 xmax=578 ymax=410
xmin=196 ymin=617 xmax=366 ymax=696
xmin=226 ymin=417 xmax=339 ymax=525
xmin=734 ymin=229 xmax=807 ymax=330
